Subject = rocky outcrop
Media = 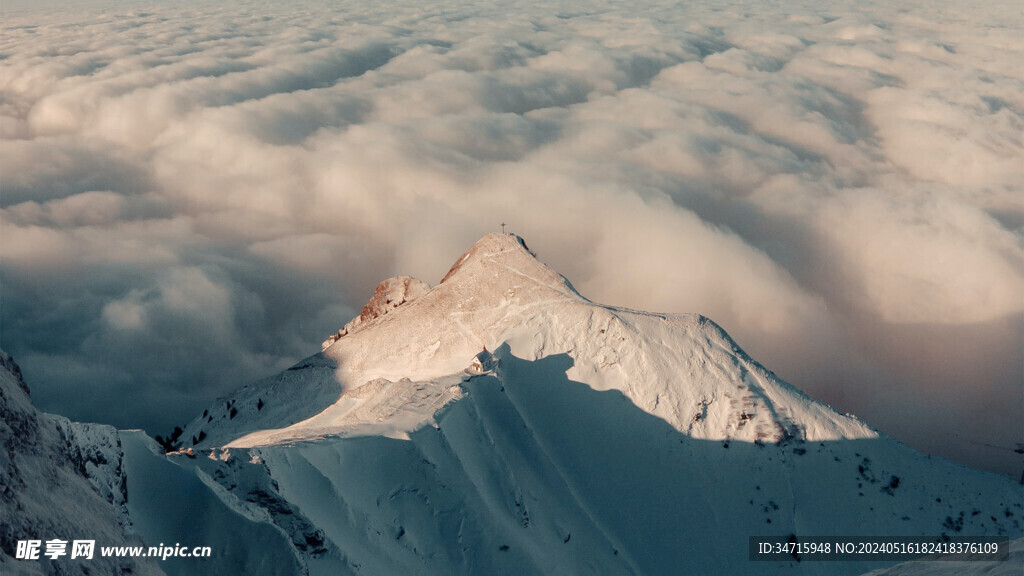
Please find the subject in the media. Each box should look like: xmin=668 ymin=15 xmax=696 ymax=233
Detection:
xmin=321 ymin=276 xmax=430 ymax=351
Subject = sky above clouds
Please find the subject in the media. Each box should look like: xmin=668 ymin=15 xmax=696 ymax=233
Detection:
xmin=1 ymin=0 xmax=1021 ymax=475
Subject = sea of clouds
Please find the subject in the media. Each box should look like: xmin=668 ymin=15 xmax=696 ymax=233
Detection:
xmin=1 ymin=0 xmax=1021 ymax=474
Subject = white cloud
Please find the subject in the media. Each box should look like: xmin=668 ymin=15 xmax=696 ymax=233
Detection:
xmin=102 ymin=289 xmax=146 ymax=330
xmin=809 ymin=188 xmax=1024 ymax=324
xmin=1 ymin=0 xmax=1021 ymax=474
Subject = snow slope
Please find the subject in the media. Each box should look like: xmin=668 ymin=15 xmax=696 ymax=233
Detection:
xmin=169 ymin=348 xmax=1018 ymax=575
xmin=118 ymin=431 xmax=314 ymax=575
xmin=0 ymin=350 xmax=165 ymax=576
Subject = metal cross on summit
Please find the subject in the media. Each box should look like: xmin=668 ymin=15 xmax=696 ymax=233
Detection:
xmin=501 ymin=222 xmax=506 ymax=234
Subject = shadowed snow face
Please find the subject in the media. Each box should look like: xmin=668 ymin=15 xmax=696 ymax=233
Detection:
xmin=1 ymin=0 xmax=1021 ymax=474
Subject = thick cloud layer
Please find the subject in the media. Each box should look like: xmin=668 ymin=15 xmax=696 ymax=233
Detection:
xmin=2 ymin=0 xmax=1021 ymax=475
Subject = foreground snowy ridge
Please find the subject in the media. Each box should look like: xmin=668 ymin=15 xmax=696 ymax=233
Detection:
xmin=2 ymin=234 xmax=1020 ymax=575
xmin=0 ymin=351 xmax=165 ymax=576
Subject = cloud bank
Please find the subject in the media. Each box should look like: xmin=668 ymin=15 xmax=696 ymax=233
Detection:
xmin=2 ymin=0 xmax=1022 ymax=474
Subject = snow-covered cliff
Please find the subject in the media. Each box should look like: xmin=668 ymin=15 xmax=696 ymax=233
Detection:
xmin=0 ymin=350 xmax=164 ymax=576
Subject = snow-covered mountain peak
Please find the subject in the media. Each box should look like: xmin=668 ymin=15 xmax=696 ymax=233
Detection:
xmin=158 ymin=237 xmax=1021 ymax=575
xmin=439 ymin=233 xmax=581 ymax=299
xmin=186 ymin=234 xmax=878 ymax=450
xmin=314 ymin=233 xmax=590 ymax=383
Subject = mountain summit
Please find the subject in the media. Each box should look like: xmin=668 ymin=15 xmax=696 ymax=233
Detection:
xmin=160 ymin=234 xmax=1021 ymax=575
xmin=184 ymin=232 xmax=875 ymax=449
